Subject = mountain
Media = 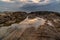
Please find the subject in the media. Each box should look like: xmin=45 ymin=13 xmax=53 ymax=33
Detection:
xmin=0 ymin=11 xmax=60 ymax=40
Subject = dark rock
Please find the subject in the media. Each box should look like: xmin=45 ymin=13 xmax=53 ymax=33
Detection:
xmin=0 ymin=12 xmax=27 ymax=27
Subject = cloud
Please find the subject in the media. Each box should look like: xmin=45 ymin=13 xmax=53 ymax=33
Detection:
xmin=31 ymin=0 xmax=40 ymax=3
xmin=0 ymin=0 xmax=56 ymax=3
xmin=19 ymin=2 xmax=60 ymax=12
xmin=31 ymin=0 xmax=51 ymax=3
xmin=20 ymin=0 xmax=28 ymax=3
xmin=0 ymin=0 xmax=60 ymax=12
xmin=0 ymin=0 xmax=58 ymax=5
xmin=0 ymin=0 xmax=15 ymax=3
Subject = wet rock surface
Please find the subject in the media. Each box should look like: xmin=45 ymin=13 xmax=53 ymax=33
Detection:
xmin=0 ymin=11 xmax=60 ymax=40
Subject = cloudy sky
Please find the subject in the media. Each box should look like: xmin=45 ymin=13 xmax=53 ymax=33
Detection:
xmin=0 ymin=0 xmax=60 ymax=12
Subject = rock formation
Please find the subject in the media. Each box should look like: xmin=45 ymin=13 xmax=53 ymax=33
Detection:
xmin=0 ymin=11 xmax=60 ymax=40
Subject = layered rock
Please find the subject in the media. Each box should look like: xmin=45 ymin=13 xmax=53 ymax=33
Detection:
xmin=0 ymin=11 xmax=60 ymax=40
xmin=0 ymin=12 xmax=27 ymax=27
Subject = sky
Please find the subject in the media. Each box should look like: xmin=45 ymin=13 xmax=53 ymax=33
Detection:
xmin=0 ymin=0 xmax=60 ymax=12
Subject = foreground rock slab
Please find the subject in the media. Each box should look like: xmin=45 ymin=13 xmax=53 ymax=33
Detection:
xmin=0 ymin=11 xmax=60 ymax=40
